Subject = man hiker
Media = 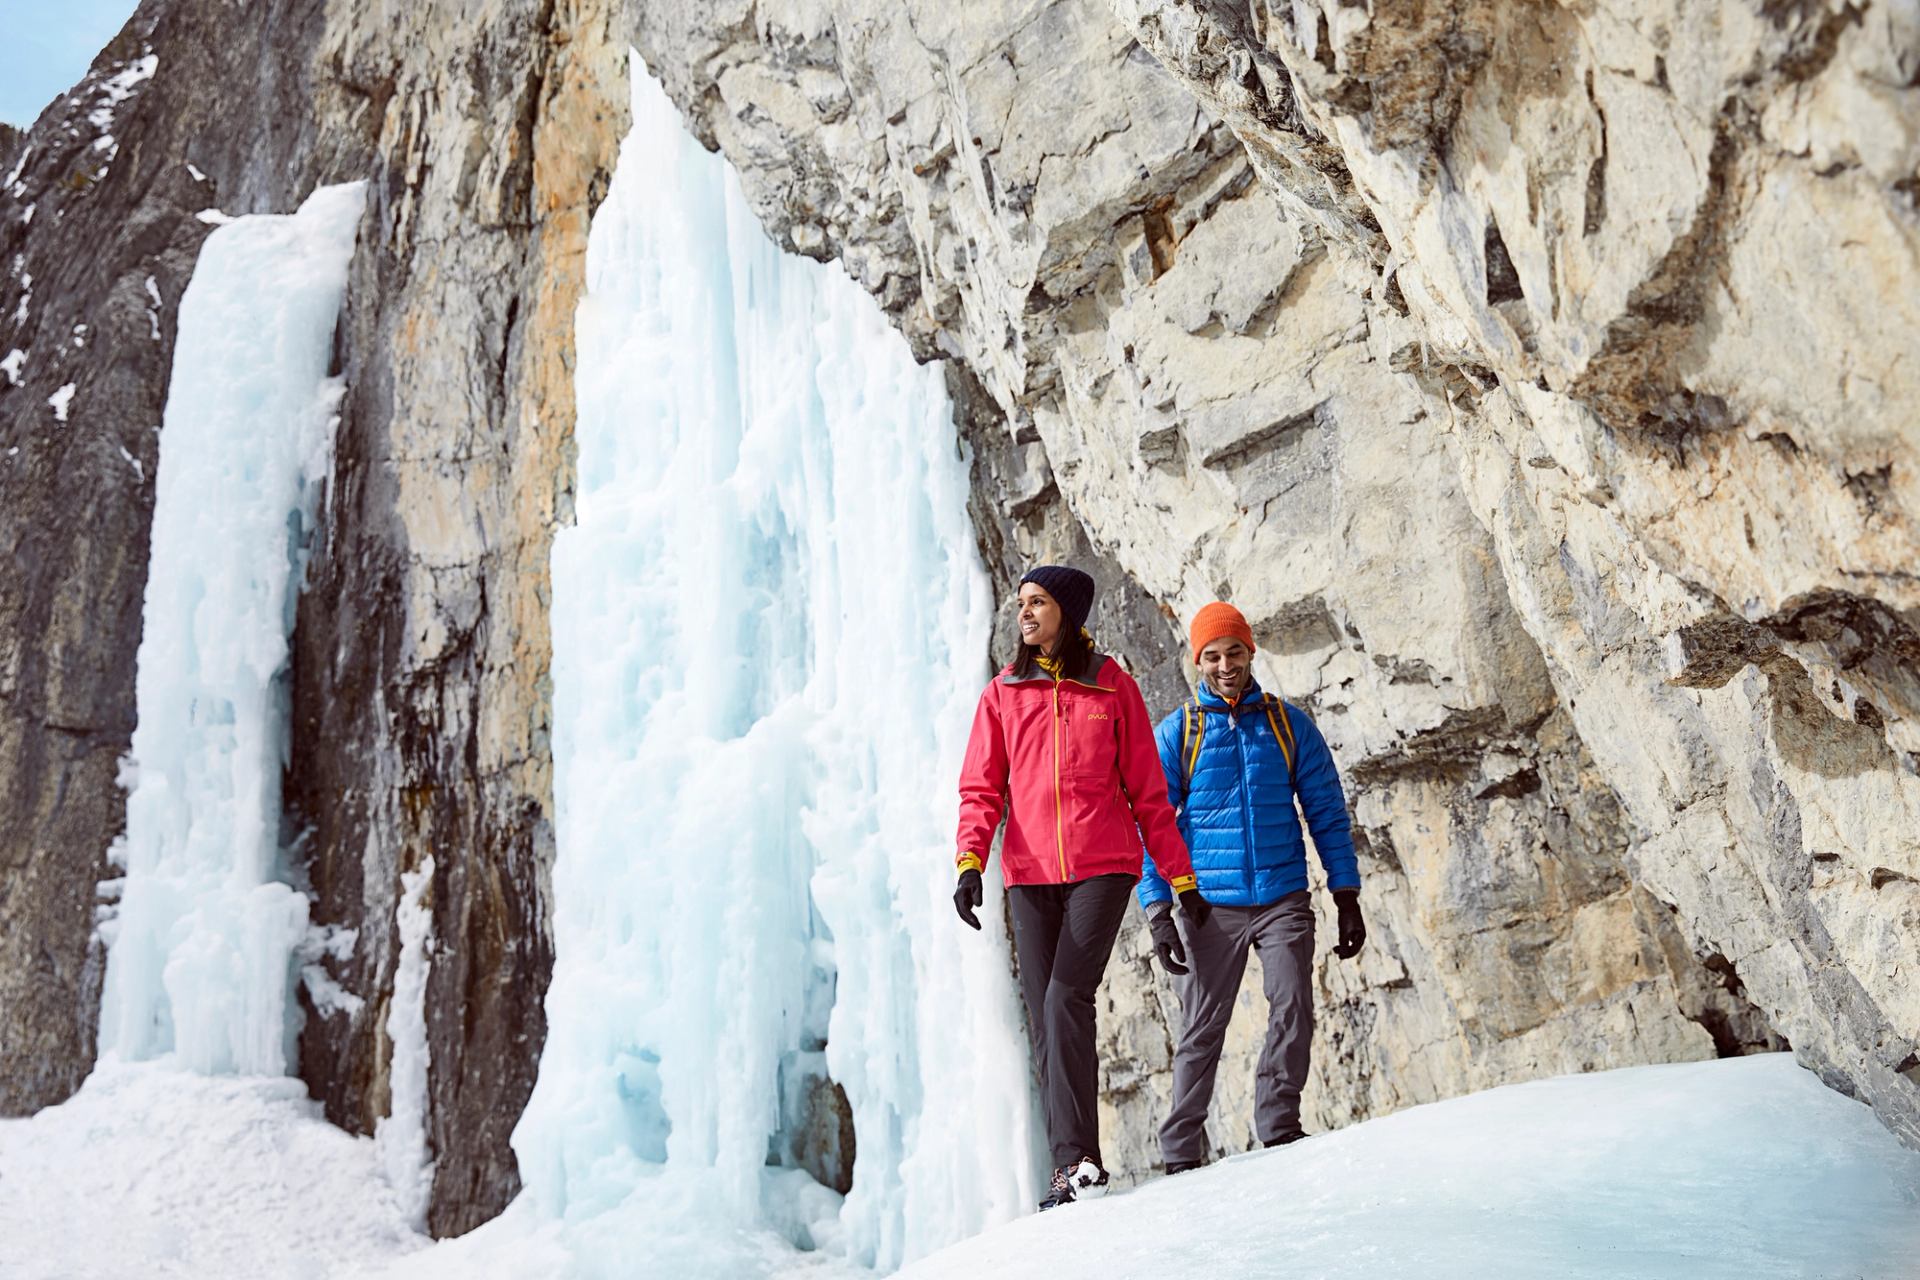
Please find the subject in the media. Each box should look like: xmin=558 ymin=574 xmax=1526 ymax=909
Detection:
xmin=1138 ymin=601 xmax=1366 ymax=1173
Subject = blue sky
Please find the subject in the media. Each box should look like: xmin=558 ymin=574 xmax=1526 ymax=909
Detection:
xmin=0 ymin=0 xmax=142 ymax=127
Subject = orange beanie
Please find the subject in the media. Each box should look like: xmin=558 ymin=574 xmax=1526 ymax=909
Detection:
xmin=1189 ymin=602 xmax=1255 ymax=663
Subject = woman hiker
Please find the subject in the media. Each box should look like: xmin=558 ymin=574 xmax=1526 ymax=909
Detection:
xmin=952 ymin=564 xmax=1211 ymax=1210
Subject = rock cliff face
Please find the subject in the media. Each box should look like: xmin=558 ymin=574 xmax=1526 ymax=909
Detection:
xmin=631 ymin=0 xmax=1918 ymax=1169
xmin=1 ymin=11 xmax=232 ymax=1120
xmin=1 ymin=0 xmax=1913 ymax=1240
xmin=1 ymin=0 xmax=625 ymax=1233
xmin=1106 ymin=0 xmax=1920 ymax=1148
xmin=280 ymin=0 xmax=623 ymax=1234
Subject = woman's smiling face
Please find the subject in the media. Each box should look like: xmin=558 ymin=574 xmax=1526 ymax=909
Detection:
xmin=1018 ymin=583 xmax=1063 ymax=652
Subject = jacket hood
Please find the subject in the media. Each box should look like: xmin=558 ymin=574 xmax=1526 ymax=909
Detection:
xmin=999 ymin=651 xmax=1115 ymax=689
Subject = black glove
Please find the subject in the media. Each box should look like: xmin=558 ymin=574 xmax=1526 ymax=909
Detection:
xmin=1179 ymin=887 xmax=1212 ymax=931
xmin=1333 ymin=889 xmax=1365 ymax=959
xmin=1147 ymin=903 xmax=1188 ymax=976
xmin=954 ymin=868 xmax=984 ymax=930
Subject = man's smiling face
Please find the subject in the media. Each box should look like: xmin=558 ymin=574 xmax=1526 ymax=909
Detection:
xmin=1199 ymin=637 xmax=1252 ymax=701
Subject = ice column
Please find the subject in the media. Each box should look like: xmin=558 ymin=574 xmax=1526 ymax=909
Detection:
xmin=377 ymin=856 xmax=439 ymax=1228
xmin=514 ymin=58 xmax=1038 ymax=1270
xmin=97 ymin=182 xmax=365 ymax=1076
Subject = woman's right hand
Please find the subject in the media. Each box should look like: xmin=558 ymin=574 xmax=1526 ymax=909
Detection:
xmin=954 ymin=868 xmax=984 ymax=930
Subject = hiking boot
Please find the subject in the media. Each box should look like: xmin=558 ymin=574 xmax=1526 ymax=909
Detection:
xmin=1038 ymin=1157 xmax=1111 ymax=1210
xmin=1263 ymin=1129 xmax=1309 ymax=1148
xmin=1165 ymin=1159 xmax=1202 ymax=1176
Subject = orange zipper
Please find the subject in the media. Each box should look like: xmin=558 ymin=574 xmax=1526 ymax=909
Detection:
xmin=1052 ymin=681 xmax=1067 ymax=881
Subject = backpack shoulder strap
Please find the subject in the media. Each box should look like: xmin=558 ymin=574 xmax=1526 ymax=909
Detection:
xmin=1182 ymin=699 xmax=1205 ymax=783
xmin=1263 ymin=694 xmax=1297 ymax=783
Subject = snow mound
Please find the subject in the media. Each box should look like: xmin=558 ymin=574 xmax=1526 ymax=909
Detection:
xmin=898 ymin=1054 xmax=1920 ymax=1280
xmin=0 ymin=1058 xmax=426 ymax=1280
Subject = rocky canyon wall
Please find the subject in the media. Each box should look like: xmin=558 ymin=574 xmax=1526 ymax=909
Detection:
xmin=1111 ymin=0 xmax=1920 ymax=1148
xmin=0 ymin=0 xmax=1912 ymax=1239
xmin=1 ymin=3 xmax=271 ymax=1120
xmin=0 ymin=0 xmax=626 ymax=1234
xmin=281 ymin=0 xmax=623 ymax=1233
xmin=629 ymin=0 xmax=1919 ymax=1169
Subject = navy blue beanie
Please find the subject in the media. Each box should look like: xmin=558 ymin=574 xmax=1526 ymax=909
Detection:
xmin=1019 ymin=565 xmax=1096 ymax=639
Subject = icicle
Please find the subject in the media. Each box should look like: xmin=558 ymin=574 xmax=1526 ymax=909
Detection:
xmin=377 ymin=856 xmax=438 ymax=1228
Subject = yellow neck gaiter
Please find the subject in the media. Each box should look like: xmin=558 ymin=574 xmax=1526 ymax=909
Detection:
xmin=1033 ymin=628 xmax=1091 ymax=681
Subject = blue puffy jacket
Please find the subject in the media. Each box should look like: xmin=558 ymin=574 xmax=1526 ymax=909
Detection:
xmin=1139 ymin=678 xmax=1358 ymax=908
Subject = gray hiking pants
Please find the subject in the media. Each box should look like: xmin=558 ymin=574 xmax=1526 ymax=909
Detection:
xmin=1160 ymin=890 xmax=1315 ymax=1166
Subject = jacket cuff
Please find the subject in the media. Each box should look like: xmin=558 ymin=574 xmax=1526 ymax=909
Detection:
xmin=1168 ymin=872 xmax=1197 ymax=895
xmin=1146 ymin=899 xmax=1174 ymax=921
xmin=956 ymin=851 xmax=984 ymax=876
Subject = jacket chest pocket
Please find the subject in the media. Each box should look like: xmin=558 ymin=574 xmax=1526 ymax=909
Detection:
xmin=1063 ymin=692 xmax=1119 ymax=780
xmin=1003 ymin=694 xmax=1053 ymax=765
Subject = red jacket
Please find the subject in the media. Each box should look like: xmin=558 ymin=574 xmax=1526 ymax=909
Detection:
xmin=956 ymin=654 xmax=1197 ymax=890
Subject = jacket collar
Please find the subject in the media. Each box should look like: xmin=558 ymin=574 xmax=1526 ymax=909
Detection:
xmin=1196 ymin=675 xmax=1264 ymax=710
xmin=1000 ymin=652 xmax=1116 ymax=690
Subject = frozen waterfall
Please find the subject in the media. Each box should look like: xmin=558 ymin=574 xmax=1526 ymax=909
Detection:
xmin=508 ymin=56 xmax=1040 ymax=1274
xmin=96 ymin=182 xmax=364 ymax=1075
xmin=79 ymin=52 xmax=1040 ymax=1277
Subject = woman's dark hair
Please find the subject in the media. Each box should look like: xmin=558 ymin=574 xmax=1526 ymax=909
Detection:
xmin=1011 ymin=626 xmax=1095 ymax=681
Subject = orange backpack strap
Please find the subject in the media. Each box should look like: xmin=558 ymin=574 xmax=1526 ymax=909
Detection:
xmin=1263 ymin=695 xmax=1297 ymax=783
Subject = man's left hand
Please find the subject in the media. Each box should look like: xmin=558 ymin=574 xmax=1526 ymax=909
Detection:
xmin=1333 ymin=890 xmax=1365 ymax=959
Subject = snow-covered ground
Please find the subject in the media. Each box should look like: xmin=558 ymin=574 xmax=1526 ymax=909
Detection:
xmin=5 ymin=1054 xmax=1917 ymax=1279
xmin=901 ymin=1053 xmax=1920 ymax=1280
xmin=0 ymin=1057 xmax=426 ymax=1280
xmin=21 ymin=43 xmax=1918 ymax=1280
